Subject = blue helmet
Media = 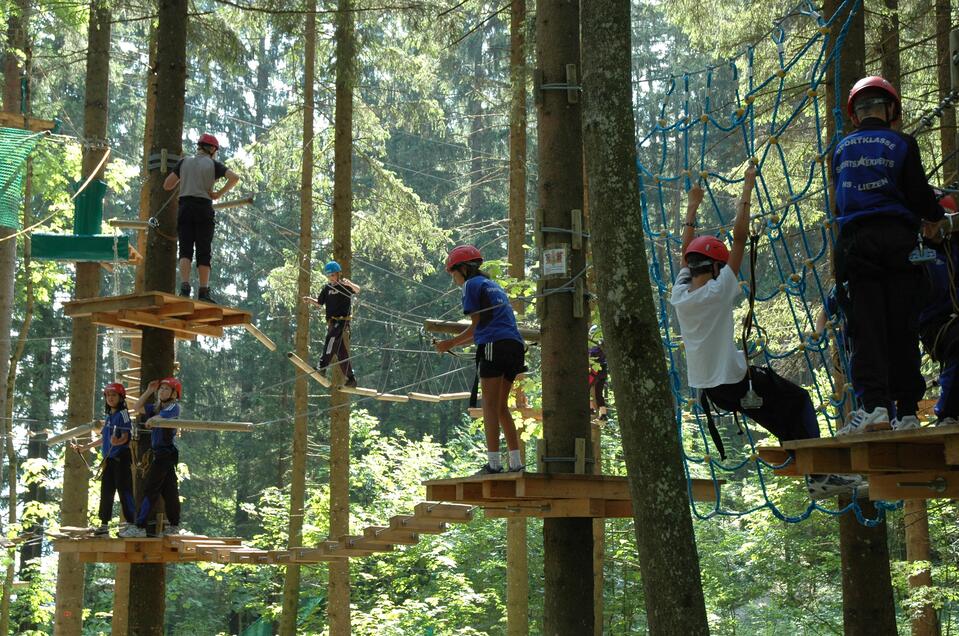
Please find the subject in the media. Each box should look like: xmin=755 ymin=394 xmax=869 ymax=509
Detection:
xmin=323 ymin=261 xmax=342 ymax=275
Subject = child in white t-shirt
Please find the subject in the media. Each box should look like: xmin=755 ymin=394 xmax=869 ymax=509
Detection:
xmin=670 ymin=166 xmax=861 ymax=499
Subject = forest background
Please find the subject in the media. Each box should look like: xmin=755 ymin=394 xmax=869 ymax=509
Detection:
xmin=1 ymin=0 xmax=958 ymax=634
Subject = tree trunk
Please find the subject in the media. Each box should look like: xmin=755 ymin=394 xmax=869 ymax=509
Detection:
xmin=328 ymin=1 xmax=355 ymax=634
xmin=135 ymin=21 xmax=158 ymax=294
xmin=279 ymin=3 xmax=316 ymax=633
xmin=904 ymin=499 xmax=940 ymax=636
xmin=822 ymin=1 xmax=898 ymax=632
xmin=506 ymin=2 xmax=529 ymax=635
xmin=127 ymin=0 xmax=187 ymax=632
xmin=937 ymin=0 xmax=957 ymax=184
xmin=581 ymin=1 xmax=709 ymax=634
xmin=879 ymin=0 xmax=900 ymax=88
xmin=1 ymin=58 xmax=32 ymax=633
xmin=535 ymin=2 xmax=593 ymax=634
xmin=52 ymin=1 xmax=112 ymax=633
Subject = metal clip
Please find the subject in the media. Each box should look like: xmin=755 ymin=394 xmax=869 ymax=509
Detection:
xmin=741 ymin=381 xmax=763 ymax=409
xmin=909 ymin=233 xmax=937 ymax=264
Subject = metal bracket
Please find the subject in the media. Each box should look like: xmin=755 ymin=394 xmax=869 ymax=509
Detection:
xmin=147 ymin=151 xmax=181 ymax=173
xmin=896 ymin=476 xmax=948 ymax=493
xmin=533 ymin=65 xmax=582 ymax=105
xmin=571 ymin=209 xmax=583 ymax=250
xmin=573 ymin=278 xmax=585 ymax=318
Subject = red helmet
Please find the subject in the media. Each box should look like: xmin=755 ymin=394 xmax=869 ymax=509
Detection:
xmin=940 ymin=193 xmax=957 ymax=213
xmin=159 ymin=377 xmax=182 ymax=400
xmin=198 ymin=133 xmax=220 ymax=150
xmin=847 ymin=76 xmax=901 ymax=124
xmin=103 ymin=382 xmax=126 ymax=398
xmin=445 ymin=245 xmax=483 ymax=272
xmin=685 ymin=236 xmax=729 ymax=264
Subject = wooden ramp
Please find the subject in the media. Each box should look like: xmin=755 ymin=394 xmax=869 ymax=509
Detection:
xmin=64 ymin=291 xmax=274 ymax=348
xmin=755 ymin=426 xmax=959 ymax=500
xmin=423 ymin=471 xmax=719 ymax=518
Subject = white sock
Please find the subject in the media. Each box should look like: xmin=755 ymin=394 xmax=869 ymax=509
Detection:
xmin=487 ymin=451 xmax=501 ymax=470
xmin=508 ymin=449 xmax=523 ymax=469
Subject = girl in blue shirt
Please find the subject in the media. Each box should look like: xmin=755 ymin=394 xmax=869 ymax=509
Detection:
xmin=435 ymin=245 xmax=526 ymax=474
xmin=72 ymin=383 xmax=135 ymax=536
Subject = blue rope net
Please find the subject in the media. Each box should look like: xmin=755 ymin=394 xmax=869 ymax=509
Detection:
xmin=637 ymin=0 xmax=900 ymax=525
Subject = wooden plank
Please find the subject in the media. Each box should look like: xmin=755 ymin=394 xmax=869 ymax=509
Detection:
xmin=217 ymin=314 xmax=251 ymax=327
xmin=849 ymin=443 xmax=946 ymax=472
xmin=286 ymin=352 xmax=331 ymax=388
xmin=375 ymin=393 xmax=410 ymax=403
xmin=482 ymin=498 xmax=635 ymax=519
xmin=243 ymin=323 xmax=277 ymax=351
xmin=64 ymin=293 xmax=165 ymax=318
xmin=690 ymin=478 xmax=721 ymax=503
xmin=388 ymin=515 xmax=447 ymax=534
xmin=424 ymin=484 xmax=458 ymax=501
xmin=413 ymin=502 xmax=475 ymax=522
xmin=793 ymin=448 xmax=853 ymax=475
xmin=868 ymin=471 xmax=959 ymax=500
xmin=482 ymin=480 xmax=519 ymax=499
xmin=424 ymin=319 xmax=540 ymax=343
xmin=0 ymin=112 xmax=57 ymax=131
xmin=90 ymin=312 xmax=198 ymax=340
xmin=944 ymin=437 xmax=959 ymax=465
xmin=784 ymin=426 xmax=959 ymax=450
xmin=153 ymin=301 xmax=196 ymax=317
xmin=409 ymin=392 xmax=442 ymax=403
xmin=145 ymin=418 xmax=254 ymax=433
xmin=115 ymin=310 xmax=224 ymax=337
xmin=339 ymin=385 xmax=378 ymax=397
xmin=108 ymin=218 xmax=151 ymax=231
xmin=364 ymin=527 xmax=419 ymax=545
xmin=338 ymin=535 xmax=394 ymax=551
xmin=46 ymin=421 xmax=98 ymax=445
xmin=439 ymin=392 xmax=471 ymax=401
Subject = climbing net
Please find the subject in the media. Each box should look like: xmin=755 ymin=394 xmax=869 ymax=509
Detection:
xmin=638 ymin=0 xmax=904 ymax=525
xmin=0 ymin=127 xmax=45 ymax=229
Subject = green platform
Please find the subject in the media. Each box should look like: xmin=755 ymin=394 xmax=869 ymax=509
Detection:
xmin=32 ymin=233 xmax=129 ymax=262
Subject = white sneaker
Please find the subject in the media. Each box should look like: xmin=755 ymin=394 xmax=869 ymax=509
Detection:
xmin=162 ymin=525 xmax=182 ymax=536
xmin=836 ymin=407 xmax=890 ymax=436
xmin=893 ymin=415 xmax=921 ymax=431
xmin=806 ymin=474 xmax=865 ymax=499
xmin=937 ymin=417 xmax=959 ymax=427
xmin=118 ymin=524 xmax=146 ymax=538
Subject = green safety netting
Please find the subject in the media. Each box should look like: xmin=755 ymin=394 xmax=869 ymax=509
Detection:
xmin=0 ymin=126 xmax=44 ymax=230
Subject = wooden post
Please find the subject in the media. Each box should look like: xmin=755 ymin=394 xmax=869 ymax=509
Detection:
xmin=904 ymin=499 xmax=940 ymax=636
xmin=951 ymin=28 xmax=959 ymax=186
xmin=939 ymin=8 xmax=957 ymax=185
xmin=328 ymin=1 xmax=356 ymax=634
xmin=279 ymin=3 xmax=316 ymax=633
xmin=111 ymin=563 xmax=130 ymax=634
xmin=591 ymin=421 xmax=604 ymax=636
xmin=536 ymin=2 xmax=594 ymax=633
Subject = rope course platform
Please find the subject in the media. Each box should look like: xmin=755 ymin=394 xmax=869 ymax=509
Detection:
xmin=423 ymin=472 xmax=719 ymax=518
xmin=756 ymin=427 xmax=959 ymax=500
xmin=63 ymin=291 xmax=274 ymax=347
xmin=52 ymin=502 xmax=477 ymax=565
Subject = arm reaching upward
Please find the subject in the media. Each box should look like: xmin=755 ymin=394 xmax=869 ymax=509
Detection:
xmin=680 ymin=184 xmax=705 ymax=267
xmin=727 ymin=165 xmax=757 ymax=276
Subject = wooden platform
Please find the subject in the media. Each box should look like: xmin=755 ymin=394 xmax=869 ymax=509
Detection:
xmin=423 ymin=471 xmax=719 ymax=518
xmin=63 ymin=291 xmax=254 ymax=340
xmin=755 ymin=426 xmax=959 ymax=500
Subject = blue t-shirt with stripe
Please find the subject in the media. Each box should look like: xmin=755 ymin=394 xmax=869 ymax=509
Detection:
xmin=101 ymin=409 xmax=132 ymax=459
xmin=144 ymin=401 xmax=180 ymax=450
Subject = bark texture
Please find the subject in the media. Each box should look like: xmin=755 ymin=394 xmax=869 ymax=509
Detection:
xmin=581 ymin=1 xmax=709 ymax=633
xmin=536 ymin=2 xmax=593 ymax=633
xmin=279 ymin=2 xmax=316 ymax=633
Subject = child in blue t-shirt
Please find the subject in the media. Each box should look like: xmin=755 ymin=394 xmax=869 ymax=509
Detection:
xmin=119 ymin=377 xmax=183 ymax=538
xmin=435 ymin=245 xmax=526 ymax=474
xmin=72 ymin=383 xmax=135 ymax=536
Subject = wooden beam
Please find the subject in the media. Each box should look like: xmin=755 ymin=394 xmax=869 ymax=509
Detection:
xmin=388 ymin=515 xmax=448 ymax=534
xmin=439 ymin=392 xmax=471 ymax=401
xmin=107 ymin=218 xmax=151 ymax=231
xmin=115 ymin=310 xmax=224 ymax=337
xmin=89 ymin=312 xmax=197 ymax=340
xmin=144 ymin=418 xmax=254 ymax=433
xmin=375 ymin=393 xmax=409 ymax=403
xmin=868 ymin=471 xmax=959 ymax=500
xmin=849 ymin=443 xmax=946 ymax=472
xmin=65 ymin=293 xmax=165 ymax=318
xmin=46 ymin=421 xmax=99 ymax=445
xmin=153 ymin=301 xmax=197 ymax=317
xmin=424 ymin=319 xmax=541 ymax=343
xmin=243 ymin=323 xmax=277 ymax=351
xmin=286 ymin=352 xmax=331 ymax=387
xmin=409 ymin=392 xmax=442 ymax=403
xmin=793 ymin=447 xmax=853 ymax=475
xmin=0 ymin=112 xmax=56 ymax=132
xmin=413 ymin=502 xmax=475 ymax=522
xmin=364 ymin=527 xmax=419 ymax=545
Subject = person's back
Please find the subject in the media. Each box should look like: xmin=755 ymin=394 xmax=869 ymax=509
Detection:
xmin=176 ymin=153 xmax=223 ymax=201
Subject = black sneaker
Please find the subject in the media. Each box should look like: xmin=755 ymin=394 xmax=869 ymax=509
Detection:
xmin=93 ymin=524 xmax=109 ymax=536
xmin=197 ymin=288 xmax=218 ymax=304
xmin=473 ymin=463 xmax=504 ymax=476
xmin=344 ymin=377 xmax=358 ymax=388
xmin=507 ymin=464 xmax=526 ymax=473
xmin=178 ymin=283 xmax=191 ymax=297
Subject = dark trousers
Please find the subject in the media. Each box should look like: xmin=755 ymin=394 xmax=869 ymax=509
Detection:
xmin=98 ymin=448 xmax=135 ymax=524
xmin=177 ymin=198 xmax=215 ymax=267
xmin=320 ymin=320 xmax=354 ymax=380
xmin=589 ymin=370 xmax=608 ymax=408
xmin=136 ymin=448 xmax=180 ymax=527
xmin=703 ymin=366 xmax=820 ymax=443
xmin=922 ymin=316 xmax=959 ymax=418
xmin=836 ymin=217 xmax=926 ymax=416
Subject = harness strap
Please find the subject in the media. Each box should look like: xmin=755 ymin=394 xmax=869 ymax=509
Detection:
xmin=699 ymin=390 xmax=727 ymax=460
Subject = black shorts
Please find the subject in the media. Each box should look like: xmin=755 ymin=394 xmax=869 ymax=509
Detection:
xmin=177 ymin=197 xmax=216 ymax=266
xmin=476 ymin=339 xmax=526 ymax=381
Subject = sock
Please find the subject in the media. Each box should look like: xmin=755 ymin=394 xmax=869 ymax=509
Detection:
xmin=487 ymin=451 xmax=501 ymax=470
xmin=508 ymin=449 xmax=523 ymax=469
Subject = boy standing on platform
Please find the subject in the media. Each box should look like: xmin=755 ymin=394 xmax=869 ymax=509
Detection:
xmin=163 ymin=133 xmax=240 ymax=304
xmin=832 ymin=76 xmax=947 ymax=434
xmin=304 ymin=261 xmax=360 ymax=388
